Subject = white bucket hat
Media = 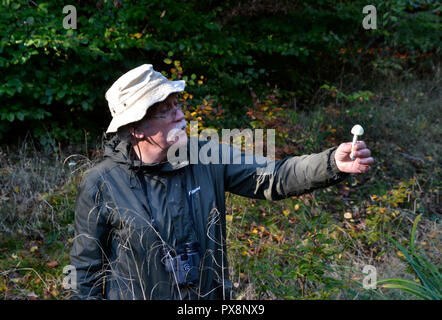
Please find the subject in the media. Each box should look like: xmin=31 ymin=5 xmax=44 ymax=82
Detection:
xmin=105 ymin=64 xmax=185 ymax=133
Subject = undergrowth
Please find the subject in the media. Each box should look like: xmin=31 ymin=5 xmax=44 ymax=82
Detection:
xmin=0 ymin=75 xmax=440 ymax=299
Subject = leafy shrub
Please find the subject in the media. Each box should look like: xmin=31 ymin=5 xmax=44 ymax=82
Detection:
xmin=0 ymin=0 xmax=439 ymax=147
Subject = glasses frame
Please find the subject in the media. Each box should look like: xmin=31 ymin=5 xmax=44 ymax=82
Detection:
xmin=150 ymin=100 xmax=183 ymax=120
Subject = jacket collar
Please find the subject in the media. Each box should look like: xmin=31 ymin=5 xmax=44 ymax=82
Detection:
xmin=104 ymin=135 xmax=190 ymax=172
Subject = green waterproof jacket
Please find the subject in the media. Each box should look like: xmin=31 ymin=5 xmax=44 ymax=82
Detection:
xmin=69 ymin=136 xmax=349 ymax=300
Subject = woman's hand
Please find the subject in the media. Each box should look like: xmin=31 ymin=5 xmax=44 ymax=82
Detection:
xmin=334 ymin=141 xmax=374 ymax=174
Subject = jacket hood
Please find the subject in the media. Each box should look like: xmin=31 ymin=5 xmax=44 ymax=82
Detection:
xmin=103 ymin=135 xmax=189 ymax=172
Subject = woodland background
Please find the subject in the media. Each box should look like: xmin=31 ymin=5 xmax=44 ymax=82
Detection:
xmin=0 ymin=0 xmax=440 ymax=299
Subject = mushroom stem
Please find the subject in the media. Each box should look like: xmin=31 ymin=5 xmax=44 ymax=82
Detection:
xmin=350 ymin=124 xmax=364 ymax=161
xmin=350 ymin=135 xmax=358 ymax=160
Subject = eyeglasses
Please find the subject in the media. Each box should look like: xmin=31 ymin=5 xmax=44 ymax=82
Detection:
xmin=150 ymin=102 xmax=183 ymax=120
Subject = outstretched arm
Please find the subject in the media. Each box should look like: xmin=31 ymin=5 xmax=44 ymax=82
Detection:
xmin=223 ymin=144 xmax=354 ymax=201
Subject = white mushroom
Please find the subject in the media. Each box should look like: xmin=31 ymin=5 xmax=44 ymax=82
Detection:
xmin=350 ymin=124 xmax=364 ymax=160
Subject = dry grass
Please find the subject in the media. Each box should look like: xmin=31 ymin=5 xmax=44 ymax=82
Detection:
xmin=227 ymin=74 xmax=441 ymax=300
xmin=0 ymin=75 xmax=440 ymax=299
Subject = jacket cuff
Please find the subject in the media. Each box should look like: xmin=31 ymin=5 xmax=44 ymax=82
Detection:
xmin=327 ymin=147 xmax=350 ymax=182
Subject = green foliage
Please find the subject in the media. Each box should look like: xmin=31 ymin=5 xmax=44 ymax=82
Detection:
xmin=0 ymin=0 xmax=439 ymax=147
xmin=377 ymin=214 xmax=442 ymax=300
xmin=226 ymin=194 xmax=347 ymax=299
xmin=320 ymin=84 xmax=374 ymax=104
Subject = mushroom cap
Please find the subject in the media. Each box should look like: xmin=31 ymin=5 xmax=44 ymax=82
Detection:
xmin=351 ymin=124 xmax=364 ymax=135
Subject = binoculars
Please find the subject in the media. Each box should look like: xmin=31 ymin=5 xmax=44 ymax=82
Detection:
xmin=162 ymin=242 xmax=201 ymax=286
